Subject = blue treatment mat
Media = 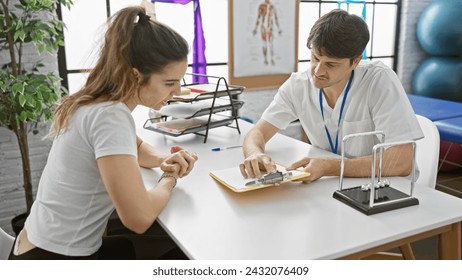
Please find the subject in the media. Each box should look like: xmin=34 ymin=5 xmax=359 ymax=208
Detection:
xmin=407 ymin=94 xmax=462 ymax=121
xmin=434 ymin=117 xmax=462 ymax=144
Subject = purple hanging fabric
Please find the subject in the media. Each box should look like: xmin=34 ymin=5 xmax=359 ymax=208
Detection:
xmin=152 ymin=0 xmax=208 ymax=83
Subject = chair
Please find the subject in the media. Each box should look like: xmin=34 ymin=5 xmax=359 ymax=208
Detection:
xmin=414 ymin=114 xmax=440 ymax=189
xmin=416 ymin=115 xmax=440 ymax=188
xmin=364 ymin=115 xmax=440 ymax=260
xmin=0 ymin=227 xmax=14 ymax=260
xmin=398 ymin=116 xmax=440 ymax=259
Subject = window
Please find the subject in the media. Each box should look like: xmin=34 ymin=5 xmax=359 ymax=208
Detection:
xmin=299 ymin=0 xmax=399 ymax=70
xmin=58 ymin=0 xmax=400 ymax=93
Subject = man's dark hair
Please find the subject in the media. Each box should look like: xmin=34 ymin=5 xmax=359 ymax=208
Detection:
xmin=307 ymin=9 xmax=369 ymax=63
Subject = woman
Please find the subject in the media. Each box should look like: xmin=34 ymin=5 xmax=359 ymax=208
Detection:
xmin=9 ymin=6 xmax=197 ymax=259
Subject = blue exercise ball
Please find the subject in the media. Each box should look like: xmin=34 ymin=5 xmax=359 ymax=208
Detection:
xmin=413 ymin=57 xmax=462 ymax=102
xmin=416 ymin=1 xmax=462 ymax=56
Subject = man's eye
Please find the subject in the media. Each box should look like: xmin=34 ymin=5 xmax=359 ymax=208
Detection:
xmin=165 ymin=83 xmax=175 ymax=87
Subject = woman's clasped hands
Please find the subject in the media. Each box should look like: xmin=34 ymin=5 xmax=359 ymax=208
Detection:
xmin=160 ymin=145 xmax=198 ymax=178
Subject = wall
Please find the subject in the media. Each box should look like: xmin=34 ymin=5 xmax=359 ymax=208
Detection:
xmin=397 ymin=0 xmax=432 ymax=92
xmin=0 ymin=0 xmax=57 ymax=235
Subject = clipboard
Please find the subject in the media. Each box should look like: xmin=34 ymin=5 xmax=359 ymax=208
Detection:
xmin=209 ymin=164 xmax=310 ymax=192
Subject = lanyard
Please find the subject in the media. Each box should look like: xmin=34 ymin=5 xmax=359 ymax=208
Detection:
xmin=318 ymin=71 xmax=354 ymax=154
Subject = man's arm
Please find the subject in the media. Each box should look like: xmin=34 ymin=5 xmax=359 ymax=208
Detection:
xmin=287 ymin=144 xmax=414 ymax=183
xmin=241 ymin=119 xmax=279 ymax=178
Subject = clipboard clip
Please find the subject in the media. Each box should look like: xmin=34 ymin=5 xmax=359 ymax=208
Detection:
xmin=245 ymin=170 xmax=294 ymax=187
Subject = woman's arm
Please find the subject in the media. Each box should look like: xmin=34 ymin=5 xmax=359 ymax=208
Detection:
xmin=97 ymin=154 xmax=179 ymax=234
xmin=137 ymin=136 xmax=198 ymax=178
xmin=136 ymin=136 xmax=168 ymax=168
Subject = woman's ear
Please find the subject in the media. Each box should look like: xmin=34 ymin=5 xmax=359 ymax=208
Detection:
xmin=132 ymin=68 xmax=142 ymax=84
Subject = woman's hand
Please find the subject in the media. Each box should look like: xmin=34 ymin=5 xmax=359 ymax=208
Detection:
xmin=240 ymin=152 xmax=277 ymax=179
xmin=160 ymin=146 xmax=198 ymax=178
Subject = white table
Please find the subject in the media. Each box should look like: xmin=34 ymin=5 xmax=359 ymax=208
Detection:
xmin=133 ymin=107 xmax=462 ymax=260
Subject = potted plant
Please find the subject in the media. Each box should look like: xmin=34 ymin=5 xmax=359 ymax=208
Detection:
xmin=0 ymin=0 xmax=72 ymax=235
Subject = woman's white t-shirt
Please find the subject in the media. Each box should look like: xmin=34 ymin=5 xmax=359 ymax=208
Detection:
xmin=25 ymin=102 xmax=137 ymax=256
xmin=262 ymin=60 xmax=424 ymax=157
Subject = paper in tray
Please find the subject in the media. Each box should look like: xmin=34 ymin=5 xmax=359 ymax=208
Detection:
xmin=152 ymin=118 xmax=209 ymax=134
xmin=184 ymin=83 xmax=230 ymax=93
xmin=159 ymin=99 xmax=228 ymax=119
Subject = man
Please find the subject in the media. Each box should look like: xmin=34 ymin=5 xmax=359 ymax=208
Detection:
xmin=240 ymin=9 xmax=423 ymax=183
xmin=252 ymin=0 xmax=281 ymax=65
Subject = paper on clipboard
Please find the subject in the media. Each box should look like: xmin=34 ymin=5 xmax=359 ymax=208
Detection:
xmin=209 ymin=164 xmax=310 ymax=192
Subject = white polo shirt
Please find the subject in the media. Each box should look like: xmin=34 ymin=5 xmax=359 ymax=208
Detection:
xmin=262 ymin=60 xmax=424 ymax=157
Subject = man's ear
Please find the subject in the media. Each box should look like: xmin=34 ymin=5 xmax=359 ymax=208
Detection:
xmin=353 ymin=55 xmax=362 ymax=68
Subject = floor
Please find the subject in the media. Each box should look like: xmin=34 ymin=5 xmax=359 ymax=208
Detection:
xmin=436 ymin=171 xmax=462 ymax=199
xmin=435 ymin=143 xmax=462 ymax=199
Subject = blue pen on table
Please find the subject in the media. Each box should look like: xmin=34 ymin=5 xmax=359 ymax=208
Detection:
xmin=211 ymin=145 xmax=242 ymax=152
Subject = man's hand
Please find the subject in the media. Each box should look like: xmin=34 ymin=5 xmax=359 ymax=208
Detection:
xmin=240 ymin=152 xmax=277 ymax=179
xmin=286 ymin=157 xmax=336 ymax=184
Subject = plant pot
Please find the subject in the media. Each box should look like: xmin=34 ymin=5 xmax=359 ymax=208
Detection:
xmin=11 ymin=213 xmax=28 ymax=237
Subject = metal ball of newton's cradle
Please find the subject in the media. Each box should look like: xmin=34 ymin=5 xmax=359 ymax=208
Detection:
xmin=360 ymin=179 xmax=390 ymax=192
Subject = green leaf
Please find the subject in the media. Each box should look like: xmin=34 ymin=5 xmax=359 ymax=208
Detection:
xmin=18 ymin=94 xmax=27 ymax=107
xmin=32 ymin=29 xmax=45 ymax=43
xmin=39 ymin=0 xmax=54 ymax=8
xmin=37 ymin=83 xmax=50 ymax=93
xmin=16 ymin=18 xmax=24 ymax=29
xmin=25 ymin=94 xmax=36 ymax=107
xmin=12 ymin=83 xmax=25 ymax=95
xmin=27 ymin=0 xmax=37 ymax=6
xmin=36 ymin=91 xmax=43 ymax=101
xmin=19 ymin=111 xmax=28 ymax=122
xmin=37 ymin=43 xmax=45 ymax=54
xmin=14 ymin=30 xmax=26 ymax=42
xmin=61 ymin=0 xmax=73 ymax=10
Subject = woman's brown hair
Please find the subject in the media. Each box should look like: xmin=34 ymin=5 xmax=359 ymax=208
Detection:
xmin=51 ymin=6 xmax=189 ymax=136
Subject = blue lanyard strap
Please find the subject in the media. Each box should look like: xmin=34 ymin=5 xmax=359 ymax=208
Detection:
xmin=319 ymin=71 xmax=354 ymax=154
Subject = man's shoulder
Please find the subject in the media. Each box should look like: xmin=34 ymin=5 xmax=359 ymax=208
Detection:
xmin=357 ymin=60 xmax=392 ymax=74
xmin=355 ymin=60 xmax=395 ymax=82
xmin=289 ymin=70 xmax=310 ymax=82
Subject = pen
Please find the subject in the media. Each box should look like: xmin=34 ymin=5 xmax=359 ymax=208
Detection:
xmin=211 ymin=145 xmax=242 ymax=152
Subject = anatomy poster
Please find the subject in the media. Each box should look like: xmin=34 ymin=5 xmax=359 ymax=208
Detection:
xmin=232 ymin=0 xmax=298 ymax=78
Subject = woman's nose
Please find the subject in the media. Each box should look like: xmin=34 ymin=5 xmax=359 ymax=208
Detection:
xmin=173 ymin=84 xmax=181 ymax=96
